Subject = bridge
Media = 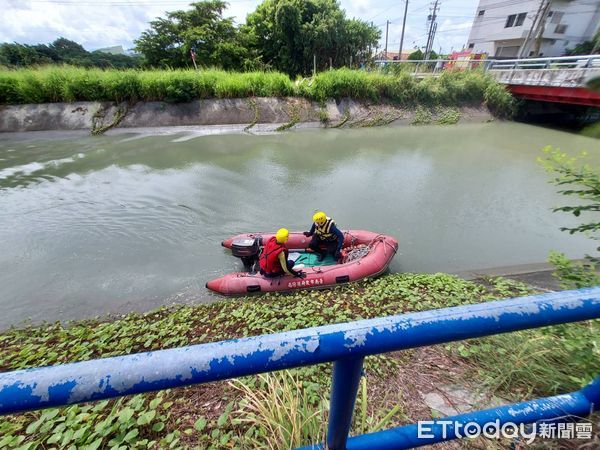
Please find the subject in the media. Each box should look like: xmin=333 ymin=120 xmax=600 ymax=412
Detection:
xmin=376 ymin=55 xmax=600 ymax=108
xmin=487 ymin=55 xmax=600 ymax=107
xmin=1 ymin=287 xmax=599 ymax=449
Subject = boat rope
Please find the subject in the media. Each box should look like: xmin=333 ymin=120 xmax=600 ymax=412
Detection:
xmin=342 ymin=245 xmax=370 ymax=263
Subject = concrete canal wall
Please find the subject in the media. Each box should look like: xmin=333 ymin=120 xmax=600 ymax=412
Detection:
xmin=0 ymin=98 xmax=493 ymax=133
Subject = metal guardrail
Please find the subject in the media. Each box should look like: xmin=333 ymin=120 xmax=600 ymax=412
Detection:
xmin=374 ymin=55 xmax=600 ymax=87
xmin=487 ymin=55 xmax=600 ymax=70
xmin=374 ymin=55 xmax=600 ymax=70
xmin=1 ymin=287 xmax=600 ymax=449
xmin=374 ymin=58 xmax=489 ymax=76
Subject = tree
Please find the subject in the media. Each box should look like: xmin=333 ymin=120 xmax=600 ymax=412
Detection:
xmin=50 ymin=38 xmax=88 ymax=61
xmin=243 ymin=0 xmax=379 ymax=76
xmin=0 ymin=38 xmax=141 ymax=68
xmin=408 ymin=49 xmax=423 ymax=60
xmin=540 ymin=147 xmax=600 ymax=288
xmin=134 ymin=1 xmax=248 ymax=69
xmin=0 ymin=43 xmax=50 ymax=66
xmin=407 ymin=49 xmax=438 ymax=61
xmin=565 ymin=30 xmax=600 ymax=56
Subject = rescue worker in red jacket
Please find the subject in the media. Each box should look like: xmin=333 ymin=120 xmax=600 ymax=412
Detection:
xmin=304 ymin=211 xmax=345 ymax=261
xmin=259 ymin=228 xmax=305 ymax=278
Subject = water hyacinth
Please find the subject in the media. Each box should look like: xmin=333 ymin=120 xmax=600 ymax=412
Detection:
xmin=0 ymin=273 xmax=597 ymax=448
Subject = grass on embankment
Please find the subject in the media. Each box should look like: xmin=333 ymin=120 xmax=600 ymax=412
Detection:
xmin=0 ymin=273 xmax=597 ymax=449
xmin=0 ymin=66 xmax=515 ymax=118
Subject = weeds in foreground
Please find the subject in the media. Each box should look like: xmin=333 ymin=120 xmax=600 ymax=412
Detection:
xmin=229 ymin=370 xmax=406 ymax=449
xmin=230 ymin=371 xmax=328 ymax=449
xmin=450 ymin=277 xmax=600 ymax=398
xmin=0 ymin=273 xmax=596 ymax=448
xmin=548 ymin=251 xmax=600 ymax=289
xmin=453 ymin=320 xmax=600 ymax=398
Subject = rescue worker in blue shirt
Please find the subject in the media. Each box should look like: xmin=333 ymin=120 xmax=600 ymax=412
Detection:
xmin=303 ymin=211 xmax=345 ymax=262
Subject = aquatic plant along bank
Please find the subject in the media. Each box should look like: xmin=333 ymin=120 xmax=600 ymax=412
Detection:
xmin=0 ymin=274 xmax=597 ymax=448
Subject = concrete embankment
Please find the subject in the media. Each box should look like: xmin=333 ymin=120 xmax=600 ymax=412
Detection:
xmin=453 ymin=261 xmax=568 ymax=292
xmin=0 ymin=98 xmax=493 ymax=133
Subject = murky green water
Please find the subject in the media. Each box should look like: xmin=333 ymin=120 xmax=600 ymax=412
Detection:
xmin=1 ymin=122 xmax=598 ymax=328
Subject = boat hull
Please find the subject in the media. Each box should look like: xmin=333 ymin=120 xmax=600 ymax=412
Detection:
xmin=206 ymin=230 xmax=398 ymax=295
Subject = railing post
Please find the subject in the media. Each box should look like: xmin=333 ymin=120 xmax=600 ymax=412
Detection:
xmin=327 ymin=357 xmax=364 ymax=450
xmin=581 ymin=376 xmax=600 ymax=410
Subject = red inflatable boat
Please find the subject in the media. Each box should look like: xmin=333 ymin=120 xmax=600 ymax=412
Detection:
xmin=206 ymin=230 xmax=398 ymax=295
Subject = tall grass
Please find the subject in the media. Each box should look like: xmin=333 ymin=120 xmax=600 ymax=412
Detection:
xmin=230 ymin=371 xmax=328 ymax=449
xmin=230 ymin=370 xmax=405 ymax=449
xmin=456 ymin=320 xmax=600 ymax=397
xmin=0 ymin=65 xmax=515 ymax=117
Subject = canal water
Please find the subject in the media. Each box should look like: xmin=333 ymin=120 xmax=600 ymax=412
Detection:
xmin=1 ymin=122 xmax=598 ymax=328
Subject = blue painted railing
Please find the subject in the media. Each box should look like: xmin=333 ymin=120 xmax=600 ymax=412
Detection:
xmin=1 ymin=287 xmax=600 ymax=449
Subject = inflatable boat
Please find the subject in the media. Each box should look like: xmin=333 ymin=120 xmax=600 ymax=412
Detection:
xmin=206 ymin=230 xmax=398 ymax=295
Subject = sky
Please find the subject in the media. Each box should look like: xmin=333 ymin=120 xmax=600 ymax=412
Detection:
xmin=0 ymin=0 xmax=480 ymax=54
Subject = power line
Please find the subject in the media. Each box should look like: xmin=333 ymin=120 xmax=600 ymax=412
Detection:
xmin=367 ymin=2 xmax=399 ymax=22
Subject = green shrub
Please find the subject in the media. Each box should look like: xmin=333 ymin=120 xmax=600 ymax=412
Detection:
xmin=138 ymin=70 xmax=226 ymax=102
xmin=103 ymin=71 xmax=141 ymax=103
xmin=40 ymin=67 xmax=69 ymax=102
xmin=0 ymin=73 xmax=21 ymax=103
xmin=548 ymin=251 xmax=600 ymax=289
xmin=455 ymin=320 xmax=600 ymax=397
xmin=484 ymin=82 xmax=515 ymax=118
xmin=307 ymin=68 xmax=380 ymax=102
xmin=60 ymin=68 xmax=107 ymax=102
xmin=15 ymin=71 xmax=46 ymax=104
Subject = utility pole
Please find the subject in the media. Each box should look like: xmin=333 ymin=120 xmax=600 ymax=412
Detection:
xmin=398 ymin=0 xmax=409 ymax=60
xmin=532 ymin=1 xmax=552 ymax=57
xmin=369 ymin=21 xmax=373 ymax=61
xmin=424 ymin=0 xmax=440 ymax=60
xmin=518 ymin=0 xmax=547 ymax=58
xmin=430 ymin=22 xmax=438 ymax=57
xmin=425 ymin=22 xmax=438 ymax=59
xmin=384 ymin=20 xmax=390 ymax=58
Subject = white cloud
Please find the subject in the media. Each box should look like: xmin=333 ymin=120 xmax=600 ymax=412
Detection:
xmin=0 ymin=0 xmax=480 ymax=53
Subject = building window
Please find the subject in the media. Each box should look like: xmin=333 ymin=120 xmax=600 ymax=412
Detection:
xmin=505 ymin=13 xmax=526 ymax=28
xmin=468 ymin=43 xmax=474 ymax=49
xmin=478 ymin=10 xmax=485 ymax=16
xmin=551 ymin=12 xmax=564 ymax=24
xmin=555 ymin=24 xmax=567 ymax=34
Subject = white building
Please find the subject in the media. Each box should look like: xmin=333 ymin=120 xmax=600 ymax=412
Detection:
xmin=466 ymin=0 xmax=600 ymax=58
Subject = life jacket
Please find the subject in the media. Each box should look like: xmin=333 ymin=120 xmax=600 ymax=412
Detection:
xmin=315 ymin=217 xmax=337 ymax=241
xmin=259 ymin=236 xmax=288 ymax=274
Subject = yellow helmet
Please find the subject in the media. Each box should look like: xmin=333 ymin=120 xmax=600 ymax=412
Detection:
xmin=313 ymin=211 xmax=327 ymax=225
xmin=275 ymin=228 xmax=289 ymax=244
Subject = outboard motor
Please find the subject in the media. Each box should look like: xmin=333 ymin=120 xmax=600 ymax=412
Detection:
xmin=231 ymin=236 xmax=262 ymax=272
